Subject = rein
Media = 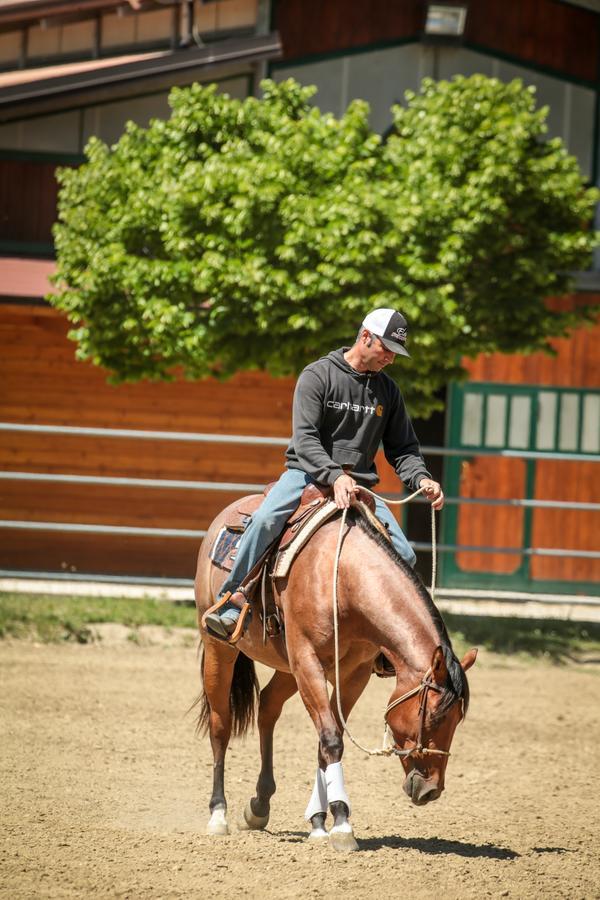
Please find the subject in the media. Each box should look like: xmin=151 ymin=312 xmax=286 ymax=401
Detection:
xmin=332 ymin=487 xmax=448 ymax=759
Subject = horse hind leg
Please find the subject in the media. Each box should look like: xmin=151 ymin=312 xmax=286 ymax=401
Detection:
xmin=199 ymin=643 xmax=258 ymax=836
xmin=239 ymin=669 xmax=298 ymax=831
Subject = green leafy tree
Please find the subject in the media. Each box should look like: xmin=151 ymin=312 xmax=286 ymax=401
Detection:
xmin=51 ymin=75 xmax=598 ymax=417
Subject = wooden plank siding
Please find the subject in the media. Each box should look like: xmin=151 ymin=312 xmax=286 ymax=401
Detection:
xmin=0 ymin=304 xmax=293 ymax=577
xmin=465 ymin=0 xmax=599 ymax=84
xmin=0 ymin=303 xmax=401 ymax=579
xmin=275 ymin=0 xmax=599 ymax=84
xmin=274 ymin=0 xmax=422 ymax=61
xmin=455 ymin=297 xmax=600 ymax=586
xmin=456 ymin=456 xmax=526 ymax=575
xmin=0 ymin=159 xmax=71 ymax=246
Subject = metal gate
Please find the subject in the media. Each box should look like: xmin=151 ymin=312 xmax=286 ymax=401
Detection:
xmin=441 ymin=382 xmax=600 ymax=594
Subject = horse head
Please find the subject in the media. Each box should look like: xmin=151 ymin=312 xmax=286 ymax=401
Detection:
xmin=386 ymin=646 xmax=477 ymax=806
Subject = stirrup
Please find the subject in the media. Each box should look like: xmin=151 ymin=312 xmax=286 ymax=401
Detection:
xmin=202 ymin=593 xmax=251 ymax=645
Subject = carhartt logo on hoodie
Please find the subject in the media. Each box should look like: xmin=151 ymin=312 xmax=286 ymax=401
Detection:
xmin=326 ymin=400 xmax=385 ymax=416
xmin=327 ymin=400 xmax=376 ymax=414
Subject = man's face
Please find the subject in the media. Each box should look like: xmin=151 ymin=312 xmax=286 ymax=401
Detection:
xmin=362 ymin=331 xmax=397 ymax=370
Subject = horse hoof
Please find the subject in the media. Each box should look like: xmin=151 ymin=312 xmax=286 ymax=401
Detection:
xmin=238 ymin=801 xmax=269 ymax=831
xmin=329 ymin=824 xmax=358 ymax=853
xmin=308 ymin=827 xmax=329 ymax=841
xmin=206 ymin=807 xmax=229 ymax=836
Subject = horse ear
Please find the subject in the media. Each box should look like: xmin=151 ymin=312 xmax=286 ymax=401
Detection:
xmin=460 ymin=648 xmax=478 ymax=672
xmin=430 ymin=646 xmax=448 ymax=685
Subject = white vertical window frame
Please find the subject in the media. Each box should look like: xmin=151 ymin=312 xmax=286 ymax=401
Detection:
xmin=485 ymin=395 xmax=508 ymax=447
xmin=460 ymin=392 xmax=483 ymax=446
xmin=508 ymin=395 xmax=531 ymax=449
xmin=581 ymin=394 xmax=600 ymax=453
xmin=536 ymin=391 xmax=557 ymax=450
xmin=558 ymin=393 xmax=580 ymax=451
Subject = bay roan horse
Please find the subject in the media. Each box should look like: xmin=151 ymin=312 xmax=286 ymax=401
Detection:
xmin=194 ymin=495 xmax=477 ymax=852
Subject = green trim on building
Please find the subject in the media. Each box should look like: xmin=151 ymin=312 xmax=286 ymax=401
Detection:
xmin=269 ymin=35 xmax=420 ymax=73
xmin=462 ymin=39 xmax=597 ymax=90
xmin=269 ymin=21 xmax=596 ymax=90
xmin=0 ymin=240 xmax=55 ymax=258
xmin=441 ymin=381 xmax=600 ymax=596
xmin=0 ymin=148 xmax=85 ymax=164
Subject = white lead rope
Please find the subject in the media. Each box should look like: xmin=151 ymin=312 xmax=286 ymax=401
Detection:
xmin=332 ymin=486 xmax=437 ymax=757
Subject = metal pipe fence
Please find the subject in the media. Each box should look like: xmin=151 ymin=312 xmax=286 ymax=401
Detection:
xmin=1 ymin=470 xmax=599 ymax=511
xmin=1 ymin=420 xmax=598 ymax=576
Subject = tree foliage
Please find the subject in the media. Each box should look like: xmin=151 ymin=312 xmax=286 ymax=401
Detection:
xmin=51 ymin=75 xmax=598 ymax=417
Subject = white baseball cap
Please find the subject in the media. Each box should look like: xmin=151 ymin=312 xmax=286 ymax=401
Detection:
xmin=362 ymin=308 xmax=410 ymax=357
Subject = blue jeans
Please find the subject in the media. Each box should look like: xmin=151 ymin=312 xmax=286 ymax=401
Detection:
xmin=218 ymin=468 xmax=416 ymax=600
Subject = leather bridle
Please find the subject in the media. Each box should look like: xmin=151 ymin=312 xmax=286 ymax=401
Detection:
xmin=384 ymin=668 xmax=459 ymax=759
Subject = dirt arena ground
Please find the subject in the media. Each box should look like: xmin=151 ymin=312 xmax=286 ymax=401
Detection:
xmin=1 ymin=634 xmax=599 ymax=899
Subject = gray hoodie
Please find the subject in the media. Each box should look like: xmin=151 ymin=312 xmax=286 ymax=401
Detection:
xmin=285 ymin=348 xmax=431 ymax=489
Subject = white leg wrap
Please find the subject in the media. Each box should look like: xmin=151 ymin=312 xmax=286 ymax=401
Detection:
xmin=325 ymin=762 xmax=351 ymax=816
xmin=304 ymin=767 xmax=328 ymax=821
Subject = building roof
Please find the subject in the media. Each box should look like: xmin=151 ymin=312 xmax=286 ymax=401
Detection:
xmin=0 ymin=1 xmax=130 ymax=28
xmin=0 ymin=48 xmax=166 ymax=89
xmin=0 ymin=32 xmax=282 ymax=120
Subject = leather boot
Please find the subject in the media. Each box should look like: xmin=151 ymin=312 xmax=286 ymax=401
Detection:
xmin=202 ymin=589 xmax=251 ymax=644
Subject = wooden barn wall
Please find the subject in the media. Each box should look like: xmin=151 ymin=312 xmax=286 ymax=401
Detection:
xmin=455 ymin=299 xmax=600 ymax=587
xmin=0 ymin=304 xmax=401 ymax=580
xmin=274 ymin=0 xmax=599 ymax=84
xmin=465 ymin=0 xmax=599 ymax=84
xmin=0 ymin=304 xmax=293 ymax=579
xmin=273 ymin=0 xmax=423 ymax=61
xmin=0 ymin=158 xmax=67 ymax=246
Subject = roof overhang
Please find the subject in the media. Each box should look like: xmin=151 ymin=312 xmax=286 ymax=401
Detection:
xmin=0 ymin=31 xmax=281 ymax=122
xmin=0 ymin=1 xmax=150 ymax=30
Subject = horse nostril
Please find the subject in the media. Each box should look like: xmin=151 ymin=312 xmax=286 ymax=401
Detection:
xmin=403 ymin=769 xmax=441 ymax=805
xmin=414 ymin=785 xmax=439 ymax=806
xmin=403 ymin=769 xmax=422 ymax=800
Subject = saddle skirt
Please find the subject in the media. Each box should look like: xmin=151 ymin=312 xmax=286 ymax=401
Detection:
xmin=209 ymin=481 xmax=387 ymax=579
xmin=208 ymin=481 xmax=332 ymax=573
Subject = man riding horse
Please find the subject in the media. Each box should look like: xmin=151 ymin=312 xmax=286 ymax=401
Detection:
xmin=203 ymin=307 xmax=444 ymax=643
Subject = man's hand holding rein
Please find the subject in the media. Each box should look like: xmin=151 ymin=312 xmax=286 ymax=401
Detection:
xmin=334 ymin=473 xmax=359 ymax=509
xmin=419 ymin=477 xmax=444 ymax=511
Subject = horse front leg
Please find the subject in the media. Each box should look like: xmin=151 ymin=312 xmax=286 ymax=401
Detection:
xmin=239 ymin=669 xmax=298 ymax=831
xmin=325 ymin=661 xmax=373 ymax=851
xmin=292 ymin=652 xmax=362 ymax=852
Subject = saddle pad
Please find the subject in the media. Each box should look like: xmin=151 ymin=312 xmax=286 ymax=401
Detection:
xmin=273 ymin=500 xmax=339 ymax=578
xmin=272 ymin=498 xmax=391 ymax=579
xmin=209 ymin=525 xmax=243 ymax=572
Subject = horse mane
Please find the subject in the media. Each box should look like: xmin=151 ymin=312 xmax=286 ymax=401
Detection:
xmin=349 ymin=508 xmax=470 ymax=719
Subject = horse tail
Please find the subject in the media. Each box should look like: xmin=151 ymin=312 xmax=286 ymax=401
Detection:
xmin=192 ymin=647 xmax=259 ymax=738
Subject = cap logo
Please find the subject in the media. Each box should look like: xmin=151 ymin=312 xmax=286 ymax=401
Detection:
xmin=390 ymin=327 xmax=407 ymax=341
